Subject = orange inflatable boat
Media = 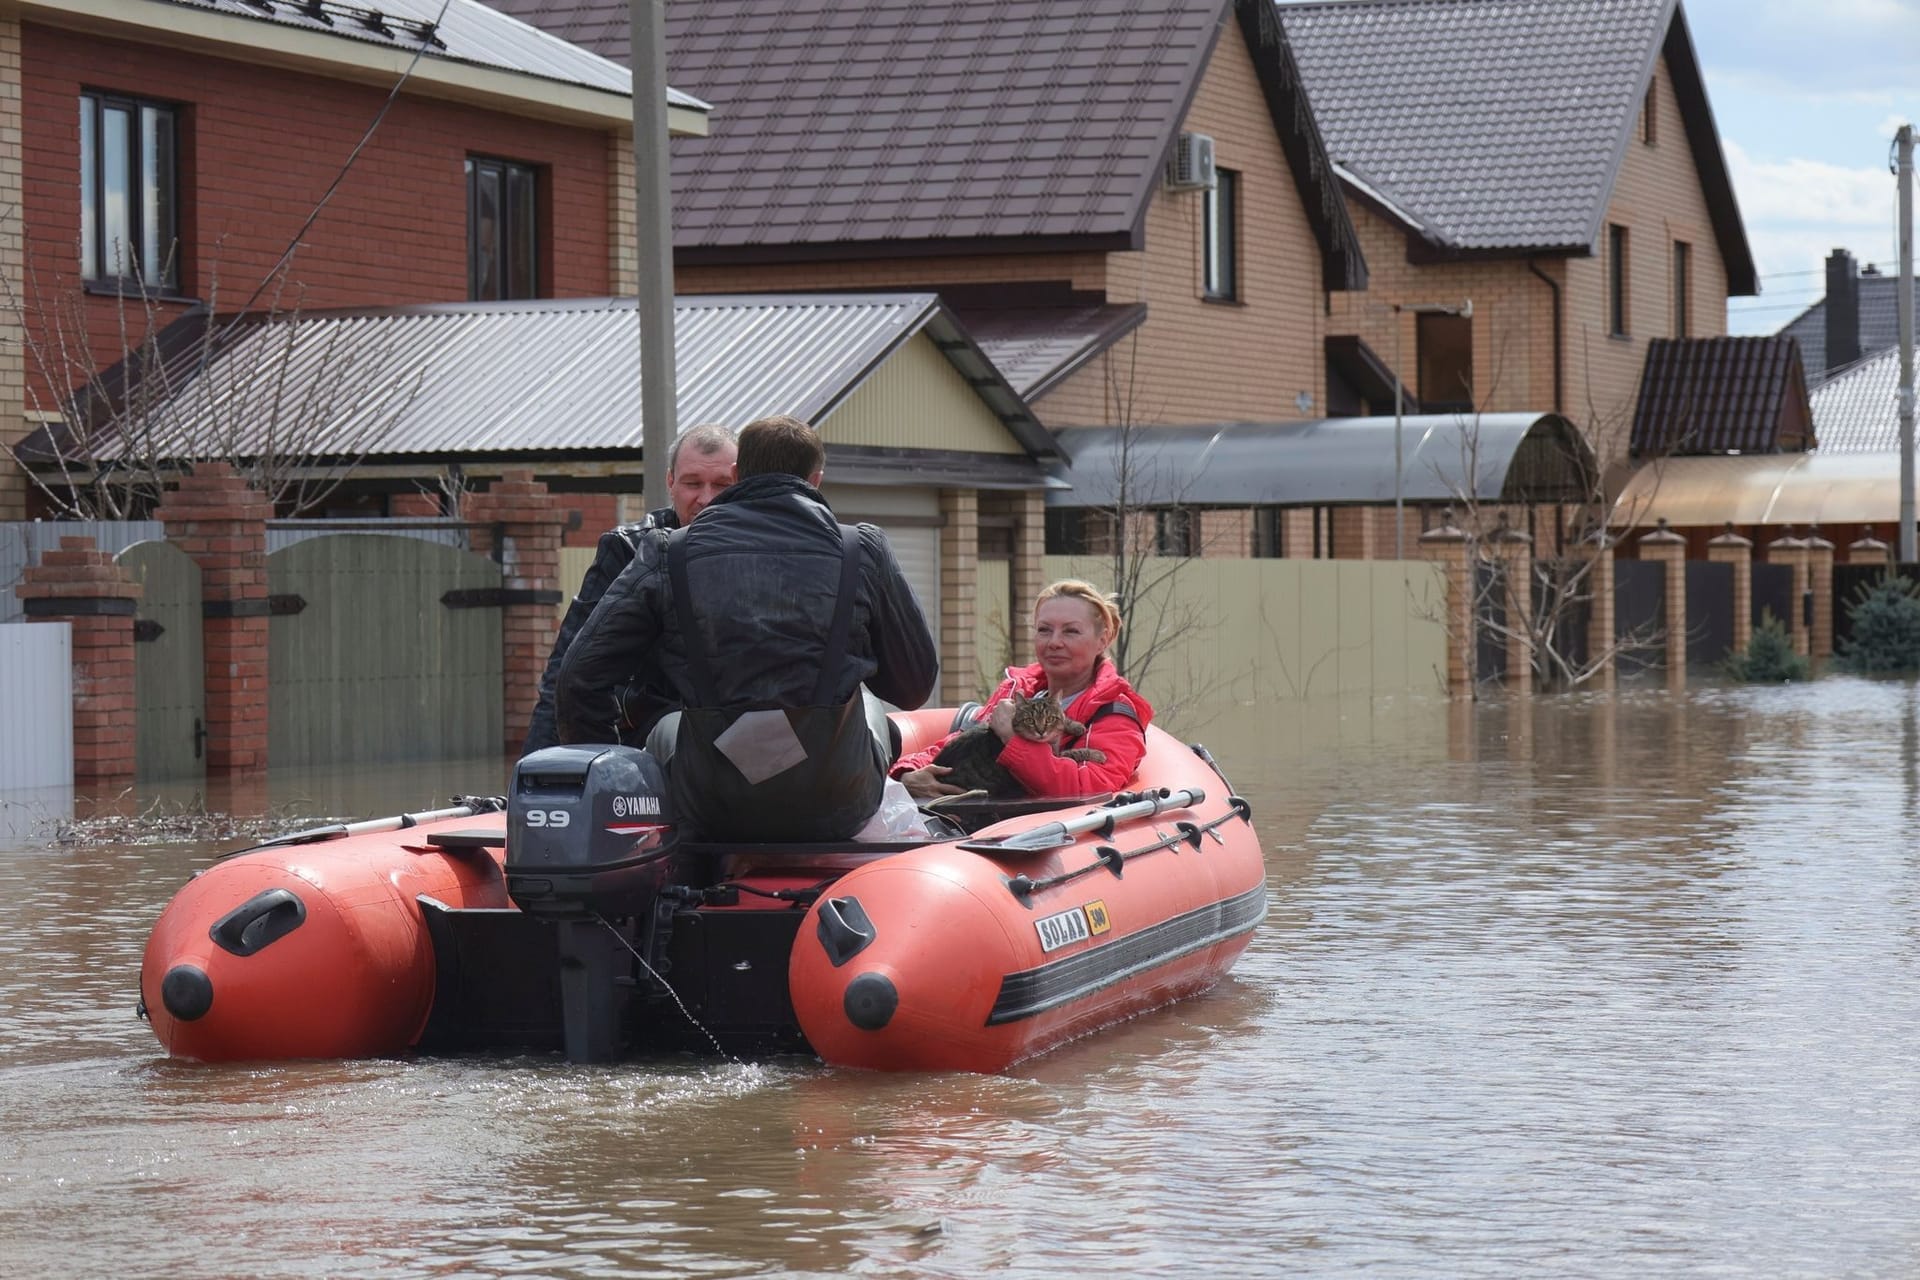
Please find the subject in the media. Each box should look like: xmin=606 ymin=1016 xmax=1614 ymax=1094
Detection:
xmin=140 ymin=710 xmax=1263 ymax=1072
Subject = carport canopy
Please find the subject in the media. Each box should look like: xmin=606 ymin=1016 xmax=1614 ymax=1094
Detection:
xmin=1047 ymin=413 xmax=1595 ymax=507
xmin=1613 ymin=450 xmax=1915 ymax=527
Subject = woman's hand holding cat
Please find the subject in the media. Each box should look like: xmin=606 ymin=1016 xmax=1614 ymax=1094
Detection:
xmin=987 ymin=699 xmax=1017 ymax=743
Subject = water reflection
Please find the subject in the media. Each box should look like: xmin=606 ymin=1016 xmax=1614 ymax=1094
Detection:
xmin=5 ymin=687 xmax=1920 ymax=1275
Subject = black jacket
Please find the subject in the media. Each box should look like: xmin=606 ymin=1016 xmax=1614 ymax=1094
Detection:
xmin=521 ymin=505 xmax=676 ymax=755
xmin=554 ymin=474 xmax=937 ymax=744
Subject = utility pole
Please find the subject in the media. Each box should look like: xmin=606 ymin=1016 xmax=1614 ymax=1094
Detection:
xmin=631 ymin=0 xmax=677 ymax=516
xmin=1898 ymin=123 xmax=1915 ymax=563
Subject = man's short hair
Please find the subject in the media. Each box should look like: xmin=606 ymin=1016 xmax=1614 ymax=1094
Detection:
xmin=666 ymin=422 xmax=737 ymax=474
xmin=736 ymin=414 xmax=825 ymax=480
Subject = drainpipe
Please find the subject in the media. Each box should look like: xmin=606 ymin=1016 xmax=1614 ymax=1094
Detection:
xmin=1528 ymin=259 xmax=1564 ymax=413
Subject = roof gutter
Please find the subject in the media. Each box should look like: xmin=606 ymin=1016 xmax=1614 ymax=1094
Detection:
xmin=1528 ymin=258 xmax=1564 ymax=413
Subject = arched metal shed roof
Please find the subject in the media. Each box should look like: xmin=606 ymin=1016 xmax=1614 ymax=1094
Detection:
xmin=1047 ymin=413 xmax=1594 ymax=507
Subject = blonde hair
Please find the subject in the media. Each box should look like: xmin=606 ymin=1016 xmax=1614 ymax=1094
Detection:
xmin=1034 ymin=579 xmax=1122 ymax=640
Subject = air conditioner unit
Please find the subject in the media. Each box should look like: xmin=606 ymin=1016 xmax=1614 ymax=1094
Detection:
xmin=1165 ymin=132 xmax=1217 ymax=191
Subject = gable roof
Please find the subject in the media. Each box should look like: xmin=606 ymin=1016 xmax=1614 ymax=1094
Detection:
xmin=1630 ymin=337 xmax=1813 ymax=457
xmin=480 ymin=0 xmax=1363 ymax=288
xmin=24 ymin=0 xmax=708 ymax=131
xmin=1280 ymin=0 xmax=1756 ymax=293
xmin=1779 ymin=271 xmax=1904 ymax=386
xmin=27 ymin=294 xmax=1054 ymax=466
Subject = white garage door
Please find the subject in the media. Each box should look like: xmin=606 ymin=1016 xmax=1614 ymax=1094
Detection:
xmin=825 ymin=484 xmax=944 ymax=684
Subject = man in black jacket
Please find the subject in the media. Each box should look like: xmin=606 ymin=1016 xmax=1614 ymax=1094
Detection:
xmin=521 ymin=423 xmax=736 ymax=754
xmin=555 ymin=415 xmax=937 ymax=841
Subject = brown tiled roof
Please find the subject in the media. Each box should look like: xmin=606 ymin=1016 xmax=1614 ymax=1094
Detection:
xmin=478 ymin=0 xmax=1364 ymax=288
xmin=1631 ymin=337 xmax=1813 ymax=457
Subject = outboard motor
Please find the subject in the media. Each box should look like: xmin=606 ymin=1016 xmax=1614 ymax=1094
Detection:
xmin=506 ymin=745 xmax=683 ymax=1062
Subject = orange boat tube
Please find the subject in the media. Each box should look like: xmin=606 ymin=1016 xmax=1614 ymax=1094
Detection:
xmin=140 ymin=807 xmax=510 ymax=1062
xmin=787 ymin=725 xmax=1263 ymax=1072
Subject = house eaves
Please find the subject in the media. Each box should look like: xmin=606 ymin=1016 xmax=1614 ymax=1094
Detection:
xmin=23 ymin=0 xmax=710 ymax=134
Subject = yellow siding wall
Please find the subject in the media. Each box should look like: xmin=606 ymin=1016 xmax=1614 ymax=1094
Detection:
xmin=1038 ymin=555 xmax=1449 ymax=731
xmin=820 ymin=332 xmax=1023 ymax=453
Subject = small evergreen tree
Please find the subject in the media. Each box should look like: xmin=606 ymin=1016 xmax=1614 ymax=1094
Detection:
xmin=1835 ymin=576 xmax=1920 ymax=675
xmin=1723 ymin=613 xmax=1810 ymax=683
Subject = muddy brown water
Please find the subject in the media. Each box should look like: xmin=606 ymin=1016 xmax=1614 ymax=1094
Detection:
xmin=4 ymin=684 xmax=1920 ymax=1277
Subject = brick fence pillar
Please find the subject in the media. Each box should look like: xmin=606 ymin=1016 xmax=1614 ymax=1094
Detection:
xmin=1639 ymin=518 xmax=1687 ymax=685
xmin=1805 ymin=529 xmax=1835 ymax=661
xmin=1332 ymin=505 xmax=1378 ymax=560
xmin=15 ymin=537 xmax=141 ymax=782
xmin=1848 ymin=534 xmax=1890 ymax=566
xmin=156 ymin=463 xmax=272 ymax=775
xmin=1767 ymin=530 xmax=1810 ymax=656
xmin=1012 ymin=489 xmax=1047 ymax=632
xmin=1583 ymin=532 xmax=1617 ymax=693
xmin=464 ymin=471 xmax=565 ymax=756
xmin=1707 ymin=524 xmax=1753 ymax=656
xmin=1493 ymin=524 xmax=1533 ymax=693
xmin=938 ymin=488 xmax=979 ymax=706
xmin=1419 ymin=517 xmax=1472 ymax=693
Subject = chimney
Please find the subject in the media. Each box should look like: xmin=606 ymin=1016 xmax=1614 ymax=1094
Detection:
xmin=1825 ymin=247 xmax=1861 ymax=373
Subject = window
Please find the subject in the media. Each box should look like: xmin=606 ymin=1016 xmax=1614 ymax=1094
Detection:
xmin=1642 ymin=83 xmax=1656 ymax=145
xmin=79 ymin=91 xmax=178 ymax=290
xmin=467 ymin=156 xmax=540 ymax=300
xmin=1608 ymin=223 xmax=1630 ymax=337
xmin=1417 ymin=312 xmax=1473 ymax=411
xmin=1202 ymin=168 xmax=1238 ymax=301
xmin=1253 ymin=507 xmax=1284 ymax=558
xmin=1154 ymin=508 xmax=1195 ymax=557
xmin=1673 ymin=240 xmax=1691 ymax=337
xmin=1044 ymin=508 xmax=1116 ymax=556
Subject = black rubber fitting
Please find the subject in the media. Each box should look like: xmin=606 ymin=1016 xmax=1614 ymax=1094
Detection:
xmin=843 ymin=972 xmax=898 ymax=1031
xmin=160 ymin=964 xmax=214 ymax=1022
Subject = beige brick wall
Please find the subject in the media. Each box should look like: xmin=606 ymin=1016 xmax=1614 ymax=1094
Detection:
xmin=0 ymin=13 xmax=24 ymax=518
xmin=1038 ymin=18 xmax=1327 ymax=428
xmin=1562 ymin=54 xmax=1732 ymax=461
xmin=608 ymin=130 xmax=636 ymax=295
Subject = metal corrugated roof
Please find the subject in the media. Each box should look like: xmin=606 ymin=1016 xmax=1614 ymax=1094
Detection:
xmin=1046 ymin=413 xmax=1594 ymax=507
xmin=157 ymin=0 xmax=708 ymax=108
xmin=84 ymin=294 xmax=1044 ymax=461
xmin=1809 ymin=346 xmax=1908 ymax=454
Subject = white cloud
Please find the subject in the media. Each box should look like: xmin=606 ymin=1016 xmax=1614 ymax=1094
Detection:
xmin=1725 ymin=138 xmax=1895 ymax=226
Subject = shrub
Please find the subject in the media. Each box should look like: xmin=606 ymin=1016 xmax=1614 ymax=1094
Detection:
xmin=1723 ymin=613 xmax=1810 ymax=683
xmin=1835 ymin=575 xmax=1920 ymax=675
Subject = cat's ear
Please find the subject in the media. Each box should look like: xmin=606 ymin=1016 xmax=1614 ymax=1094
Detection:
xmin=1012 ymin=690 xmax=1028 ymax=707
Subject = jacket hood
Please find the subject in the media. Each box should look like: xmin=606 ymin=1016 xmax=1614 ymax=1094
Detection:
xmin=1003 ymin=658 xmax=1152 ymax=728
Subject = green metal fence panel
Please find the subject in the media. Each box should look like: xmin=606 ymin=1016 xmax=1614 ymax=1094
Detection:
xmin=268 ymin=534 xmax=503 ymax=768
xmin=119 ymin=540 xmax=205 ymax=781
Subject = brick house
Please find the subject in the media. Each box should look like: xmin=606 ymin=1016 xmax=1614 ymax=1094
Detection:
xmin=3 ymin=0 xmax=708 ymax=519
xmin=1283 ymin=0 xmax=1758 ymax=484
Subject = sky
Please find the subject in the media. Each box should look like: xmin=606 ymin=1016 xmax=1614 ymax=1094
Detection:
xmin=1659 ymin=0 xmax=1919 ymax=333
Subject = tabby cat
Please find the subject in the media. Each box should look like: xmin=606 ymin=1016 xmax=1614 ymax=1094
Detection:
xmin=930 ymin=691 xmax=1108 ymax=799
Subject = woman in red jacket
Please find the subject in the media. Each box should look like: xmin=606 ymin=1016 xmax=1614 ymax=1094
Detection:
xmin=894 ymin=579 xmax=1152 ymax=799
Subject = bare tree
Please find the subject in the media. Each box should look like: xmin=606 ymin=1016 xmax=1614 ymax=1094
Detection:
xmin=3 ymin=239 xmax=421 ymax=518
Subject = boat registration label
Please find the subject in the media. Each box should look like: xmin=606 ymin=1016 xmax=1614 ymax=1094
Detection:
xmin=1036 ymin=900 xmax=1111 ymax=953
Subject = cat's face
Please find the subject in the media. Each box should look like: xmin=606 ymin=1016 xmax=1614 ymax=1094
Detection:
xmin=1008 ymin=691 xmax=1068 ymax=743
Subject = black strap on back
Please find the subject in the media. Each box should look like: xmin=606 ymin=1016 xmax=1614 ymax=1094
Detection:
xmin=1062 ymin=699 xmax=1139 ymax=745
xmin=666 ymin=524 xmax=863 ymax=708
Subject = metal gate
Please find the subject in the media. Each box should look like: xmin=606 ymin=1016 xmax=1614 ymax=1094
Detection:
xmin=118 ymin=541 xmax=206 ymax=781
xmin=1684 ymin=560 xmax=1734 ymax=669
xmin=1615 ymin=558 xmax=1667 ymax=674
xmin=1751 ymin=562 xmax=1795 ymax=633
xmin=268 ymin=534 xmax=504 ymax=768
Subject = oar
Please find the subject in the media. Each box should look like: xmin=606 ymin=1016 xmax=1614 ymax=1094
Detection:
xmin=975 ymin=787 xmax=1208 ymax=852
xmin=223 ymin=799 xmax=504 ymax=858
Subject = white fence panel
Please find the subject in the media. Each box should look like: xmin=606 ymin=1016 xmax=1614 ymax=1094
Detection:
xmin=0 ymin=622 xmax=73 ymax=789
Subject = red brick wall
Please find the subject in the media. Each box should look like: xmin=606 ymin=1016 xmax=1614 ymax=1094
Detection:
xmin=20 ymin=22 xmax=615 ymax=412
xmin=563 ymin=494 xmax=619 ymax=547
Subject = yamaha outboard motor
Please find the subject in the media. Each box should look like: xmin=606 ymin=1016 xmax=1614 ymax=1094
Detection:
xmin=506 ymin=745 xmax=684 ymax=1062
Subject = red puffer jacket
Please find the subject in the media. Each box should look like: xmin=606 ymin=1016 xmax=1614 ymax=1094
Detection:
xmin=891 ymin=658 xmax=1153 ymax=796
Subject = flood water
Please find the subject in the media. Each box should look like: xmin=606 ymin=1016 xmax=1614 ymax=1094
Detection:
xmin=5 ymin=683 xmax=1920 ymax=1277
